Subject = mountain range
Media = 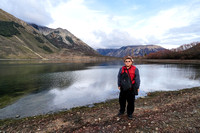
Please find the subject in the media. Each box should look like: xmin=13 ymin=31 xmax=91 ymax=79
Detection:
xmin=97 ymin=45 xmax=166 ymax=57
xmin=0 ymin=9 xmax=199 ymax=60
xmin=0 ymin=9 xmax=99 ymax=59
xmin=146 ymin=42 xmax=200 ymax=59
xmin=171 ymin=42 xmax=199 ymax=52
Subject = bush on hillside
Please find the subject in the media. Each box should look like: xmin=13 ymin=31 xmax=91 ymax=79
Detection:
xmin=40 ymin=45 xmax=53 ymax=53
xmin=35 ymin=36 xmax=44 ymax=43
xmin=65 ymin=36 xmax=74 ymax=44
xmin=0 ymin=21 xmax=24 ymax=37
xmin=146 ymin=43 xmax=200 ymax=59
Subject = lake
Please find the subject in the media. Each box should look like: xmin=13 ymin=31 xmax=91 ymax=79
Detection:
xmin=0 ymin=60 xmax=200 ymax=119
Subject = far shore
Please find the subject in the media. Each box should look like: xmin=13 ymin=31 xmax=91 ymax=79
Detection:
xmin=1 ymin=57 xmax=200 ymax=64
xmin=0 ymin=56 xmax=121 ymax=64
xmin=1 ymin=86 xmax=199 ymax=132
xmin=137 ymin=59 xmax=200 ymax=64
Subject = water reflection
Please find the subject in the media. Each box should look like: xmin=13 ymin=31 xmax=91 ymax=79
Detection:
xmin=0 ymin=62 xmax=199 ymax=119
xmin=0 ymin=62 xmax=103 ymax=106
xmin=138 ymin=64 xmax=200 ymax=92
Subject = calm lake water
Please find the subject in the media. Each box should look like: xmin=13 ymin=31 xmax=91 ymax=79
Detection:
xmin=0 ymin=60 xmax=200 ymax=119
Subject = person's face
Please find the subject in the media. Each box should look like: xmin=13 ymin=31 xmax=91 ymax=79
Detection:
xmin=124 ymin=59 xmax=132 ymax=67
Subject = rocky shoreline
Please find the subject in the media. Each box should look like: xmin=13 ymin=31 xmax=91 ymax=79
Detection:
xmin=0 ymin=87 xmax=200 ymax=132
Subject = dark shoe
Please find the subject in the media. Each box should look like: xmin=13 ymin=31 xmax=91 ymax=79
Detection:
xmin=117 ymin=112 xmax=124 ymax=116
xmin=128 ymin=115 xmax=133 ymax=120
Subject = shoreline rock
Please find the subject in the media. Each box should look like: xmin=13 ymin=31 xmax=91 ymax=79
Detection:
xmin=0 ymin=86 xmax=199 ymax=132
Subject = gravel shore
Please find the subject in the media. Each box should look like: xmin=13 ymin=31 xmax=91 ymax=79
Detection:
xmin=0 ymin=87 xmax=200 ymax=132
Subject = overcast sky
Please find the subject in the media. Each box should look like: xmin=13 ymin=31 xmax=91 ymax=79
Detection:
xmin=1 ymin=0 xmax=200 ymax=49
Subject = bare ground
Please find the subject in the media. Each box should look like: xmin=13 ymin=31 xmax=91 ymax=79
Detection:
xmin=0 ymin=87 xmax=200 ymax=133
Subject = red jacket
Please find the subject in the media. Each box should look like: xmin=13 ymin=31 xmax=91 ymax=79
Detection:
xmin=121 ymin=65 xmax=136 ymax=84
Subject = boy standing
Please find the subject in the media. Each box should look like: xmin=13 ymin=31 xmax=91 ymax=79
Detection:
xmin=117 ymin=56 xmax=140 ymax=119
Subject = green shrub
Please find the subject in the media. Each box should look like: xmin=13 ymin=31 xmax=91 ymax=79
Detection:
xmin=65 ymin=36 xmax=74 ymax=44
xmin=0 ymin=21 xmax=24 ymax=37
xmin=35 ymin=36 xmax=44 ymax=43
xmin=41 ymin=45 xmax=53 ymax=53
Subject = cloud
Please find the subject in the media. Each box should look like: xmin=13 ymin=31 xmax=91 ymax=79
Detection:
xmin=48 ymin=0 xmax=200 ymax=49
xmin=48 ymin=0 xmax=137 ymax=48
xmin=93 ymin=29 xmax=143 ymax=48
xmin=127 ymin=1 xmax=200 ymax=48
xmin=1 ymin=0 xmax=200 ymax=49
xmin=0 ymin=0 xmax=55 ymax=25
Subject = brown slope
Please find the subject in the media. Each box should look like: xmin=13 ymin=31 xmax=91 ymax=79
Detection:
xmin=183 ymin=43 xmax=200 ymax=59
xmin=30 ymin=24 xmax=99 ymax=56
xmin=0 ymin=9 xmax=58 ymax=59
xmin=0 ymin=9 xmax=99 ymax=59
xmin=146 ymin=43 xmax=200 ymax=59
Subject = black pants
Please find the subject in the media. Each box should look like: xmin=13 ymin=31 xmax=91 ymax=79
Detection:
xmin=119 ymin=90 xmax=135 ymax=115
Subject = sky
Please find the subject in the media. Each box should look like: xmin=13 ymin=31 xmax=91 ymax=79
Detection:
xmin=1 ymin=0 xmax=200 ymax=49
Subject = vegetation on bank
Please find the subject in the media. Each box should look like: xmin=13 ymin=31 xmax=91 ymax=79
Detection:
xmin=145 ymin=43 xmax=200 ymax=59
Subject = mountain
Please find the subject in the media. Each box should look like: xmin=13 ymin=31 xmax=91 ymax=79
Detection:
xmin=182 ymin=43 xmax=200 ymax=59
xmin=146 ymin=42 xmax=200 ymax=59
xmin=0 ymin=9 xmax=60 ymax=59
xmin=29 ymin=24 xmax=98 ymax=56
xmin=171 ymin=42 xmax=198 ymax=52
xmin=96 ymin=48 xmax=117 ymax=56
xmin=97 ymin=45 xmax=166 ymax=57
xmin=0 ymin=9 xmax=99 ymax=59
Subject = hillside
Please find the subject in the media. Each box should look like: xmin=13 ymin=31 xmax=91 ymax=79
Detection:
xmin=0 ymin=9 xmax=58 ymax=59
xmin=171 ymin=42 xmax=198 ymax=52
xmin=146 ymin=43 xmax=200 ymax=59
xmin=97 ymin=45 xmax=166 ymax=57
xmin=30 ymin=24 xmax=99 ymax=56
xmin=0 ymin=9 xmax=99 ymax=59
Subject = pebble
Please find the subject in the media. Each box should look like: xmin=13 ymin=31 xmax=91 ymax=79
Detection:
xmin=140 ymin=96 xmax=145 ymax=99
xmin=151 ymin=121 xmax=155 ymax=124
xmin=15 ymin=115 xmax=20 ymax=118
xmin=147 ymin=92 xmax=151 ymax=96
xmin=142 ymin=120 xmax=147 ymax=122
xmin=135 ymin=129 xmax=140 ymax=133
xmin=155 ymin=127 xmax=159 ymax=130
xmin=192 ymin=110 xmax=197 ymax=114
xmin=128 ymin=123 xmax=131 ymax=126
xmin=98 ymin=118 xmax=101 ymax=121
xmin=77 ymin=112 xmax=80 ymax=115
xmin=117 ymin=117 xmax=120 ymax=121
xmin=189 ymin=127 xmax=193 ymax=130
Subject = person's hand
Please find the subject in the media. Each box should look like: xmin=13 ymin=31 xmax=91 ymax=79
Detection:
xmin=138 ymin=89 xmax=139 ymax=92
xmin=118 ymin=87 xmax=121 ymax=90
